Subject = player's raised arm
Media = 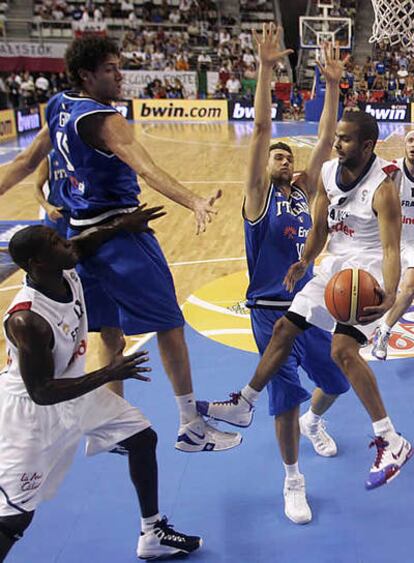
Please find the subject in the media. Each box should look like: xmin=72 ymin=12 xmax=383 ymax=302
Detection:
xmin=359 ymin=176 xmax=401 ymax=323
xmin=296 ymin=44 xmax=344 ymax=199
xmin=77 ymin=112 xmax=220 ymax=235
xmin=6 ymin=310 xmax=152 ymax=405
xmin=244 ymin=23 xmax=293 ymax=220
xmin=0 ymin=125 xmax=52 ymax=195
xmin=284 ymin=175 xmax=329 ymax=291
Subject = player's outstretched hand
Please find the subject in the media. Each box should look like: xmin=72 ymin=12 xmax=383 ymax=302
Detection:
xmin=106 ymin=350 xmax=152 ymax=382
xmin=193 ymin=189 xmax=222 ymax=235
xmin=283 ymin=260 xmax=309 ymax=292
xmin=253 ymin=23 xmax=293 ymax=68
xmin=118 ymin=204 xmax=166 ymax=233
xmin=358 ymin=287 xmax=391 ymax=325
xmin=317 ymin=42 xmax=349 ymax=84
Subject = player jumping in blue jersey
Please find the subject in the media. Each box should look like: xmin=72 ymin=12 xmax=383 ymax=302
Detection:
xmin=34 ymin=149 xmax=71 ymax=238
xmin=0 ymin=36 xmax=241 ymax=454
xmin=198 ymin=25 xmax=349 ymax=524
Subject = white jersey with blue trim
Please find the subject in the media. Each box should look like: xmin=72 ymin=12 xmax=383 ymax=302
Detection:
xmin=2 ymin=269 xmax=88 ymax=397
xmin=244 ymin=182 xmax=314 ymax=308
xmin=46 ymin=92 xmax=140 ymax=226
xmin=318 ymin=155 xmax=399 ymax=282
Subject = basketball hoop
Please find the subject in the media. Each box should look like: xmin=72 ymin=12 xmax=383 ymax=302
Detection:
xmin=369 ymin=0 xmax=414 ymax=49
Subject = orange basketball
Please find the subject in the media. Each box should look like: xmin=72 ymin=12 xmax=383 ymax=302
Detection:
xmin=324 ymin=268 xmax=382 ymax=325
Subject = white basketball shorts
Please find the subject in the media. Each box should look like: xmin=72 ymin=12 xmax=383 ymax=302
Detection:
xmin=0 ymin=384 xmax=150 ymax=516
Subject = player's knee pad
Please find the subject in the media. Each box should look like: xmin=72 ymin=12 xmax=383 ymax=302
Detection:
xmin=0 ymin=511 xmax=34 ymax=542
xmin=120 ymin=427 xmax=158 ymax=454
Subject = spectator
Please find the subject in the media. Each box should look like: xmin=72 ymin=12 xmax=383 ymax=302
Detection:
xmin=169 ymin=8 xmax=180 ymax=24
xmin=20 ymin=74 xmax=35 ymax=107
xmin=226 ymin=72 xmax=241 ymax=99
xmin=197 ymin=50 xmax=212 ymax=71
xmin=290 ymin=84 xmax=303 ymax=120
xmin=176 ymin=52 xmax=189 ymax=71
xmin=35 ymin=73 xmax=50 ymax=102
xmin=6 ymin=73 xmax=20 ymax=108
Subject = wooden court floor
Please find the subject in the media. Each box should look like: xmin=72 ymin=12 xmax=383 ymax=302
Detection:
xmin=0 ymin=120 xmax=410 ymax=368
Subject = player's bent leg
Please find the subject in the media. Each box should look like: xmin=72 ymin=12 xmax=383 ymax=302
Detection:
xmin=300 ymin=389 xmax=338 ymax=457
xmin=331 ymin=330 xmax=387 ymax=421
xmin=0 ymin=511 xmax=34 ymax=561
xmin=197 ymin=315 xmax=303 ymax=428
xmin=331 ymin=330 xmax=413 ymax=488
xmin=99 ymin=326 xmax=126 ymax=398
xmin=119 ymin=429 xmax=202 ymax=560
xmin=250 ymin=314 xmax=304 ymax=392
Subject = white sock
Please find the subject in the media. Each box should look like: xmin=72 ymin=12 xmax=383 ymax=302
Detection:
xmin=372 ymin=416 xmax=395 ymax=437
xmin=379 ymin=319 xmax=392 ymax=333
xmin=141 ymin=513 xmax=161 ymax=533
xmin=305 ymin=408 xmax=321 ymax=426
xmin=175 ymin=392 xmax=197 ymax=425
xmin=241 ymin=384 xmax=260 ymax=404
xmin=284 ymin=462 xmax=300 ymax=479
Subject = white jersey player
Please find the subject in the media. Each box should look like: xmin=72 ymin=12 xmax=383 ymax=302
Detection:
xmin=0 ymin=211 xmax=203 ymax=561
xmin=372 ymin=130 xmax=414 ymax=359
xmin=199 ymin=111 xmax=412 ymax=492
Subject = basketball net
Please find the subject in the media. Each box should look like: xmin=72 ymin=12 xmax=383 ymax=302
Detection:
xmin=370 ymin=0 xmax=414 ymax=49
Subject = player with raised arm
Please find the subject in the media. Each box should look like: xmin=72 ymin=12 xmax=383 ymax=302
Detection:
xmin=0 ymin=208 xmax=204 ymax=562
xmin=199 ymin=24 xmax=349 ymax=524
xmin=0 ymin=36 xmax=241 ymax=454
xmin=200 ymin=109 xmax=412 ymax=492
xmin=372 ymin=130 xmax=414 ymax=359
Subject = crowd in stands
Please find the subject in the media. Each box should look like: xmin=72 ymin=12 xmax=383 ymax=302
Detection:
xmin=0 ymin=71 xmax=70 ymax=109
xmin=339 ymin=48 xmax=414 ymax=111
xmin=33 ymin=0 xmax=221 ymax=25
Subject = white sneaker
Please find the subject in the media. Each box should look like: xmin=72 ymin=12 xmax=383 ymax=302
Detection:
xmin=137 ymin=516 xmax=202 ymax=560
xmin=299 ymin=414 xmax=337 ymax=457
xmin=365 ymin=434 xmax=413 ymax=490
xmin=196 ymin=392 xmax=254 ymax=428
xmin=175 ymin=415 xmax=242 ymax=452
xmin=283 ymin=474 xmax=312 ymax=524
xmin=371 ymin=326 xmax=390 ymax=360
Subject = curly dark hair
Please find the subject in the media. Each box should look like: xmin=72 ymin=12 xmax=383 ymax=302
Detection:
xmin=65 ymin=35 xmax=120 ymax=88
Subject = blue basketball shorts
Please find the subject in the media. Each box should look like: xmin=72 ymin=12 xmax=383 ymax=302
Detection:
xmin=250 ymin=308 xmax=350 ymax=417
xmin=44 ymin=211 xmax=70 ymax=239
xmin=67 ymin=228 xmax=184 ymax=335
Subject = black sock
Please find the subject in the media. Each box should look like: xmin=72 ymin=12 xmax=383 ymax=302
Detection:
xmin=118 ymin=427 xmax=159 ymax=518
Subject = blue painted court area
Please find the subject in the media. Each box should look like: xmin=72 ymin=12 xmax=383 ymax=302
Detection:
xmin=2 ymin=120 xmax=414 ymax=562
xmin=6 ymin=325 xmax=414 ymax=563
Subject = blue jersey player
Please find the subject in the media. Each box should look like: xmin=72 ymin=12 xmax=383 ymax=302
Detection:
xmin=34 ymin=149 xmax=71 ymax=238
xmin=0 ymin=35 xmax=241 ymax=456
xmin=198 ymin=25 xmax=349 ymax=524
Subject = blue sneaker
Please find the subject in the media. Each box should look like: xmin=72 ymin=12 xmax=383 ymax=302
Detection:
xmin=366 ymin=435 xmax=413 ymax=490
xmin=196 ymin=392 xmax=254 ymax=428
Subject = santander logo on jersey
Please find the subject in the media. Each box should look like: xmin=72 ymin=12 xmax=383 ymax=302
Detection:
xmin=329 ymin=221 xmax=355 ymax=237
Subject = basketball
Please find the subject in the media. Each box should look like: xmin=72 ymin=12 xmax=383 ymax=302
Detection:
xmin=324 ymin=268 xmax=382 ymax=325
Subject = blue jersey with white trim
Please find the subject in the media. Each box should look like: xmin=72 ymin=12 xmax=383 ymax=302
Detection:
xmin=45 ymin=149 xmax=71 ymax=210
xmin=244 ymin=183 xmax=314 ymax=307
xmin=46 ymin=92 xmax=140 ymax=221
